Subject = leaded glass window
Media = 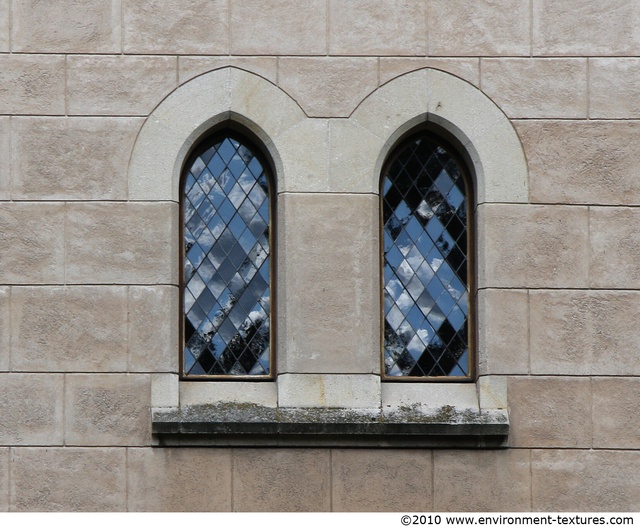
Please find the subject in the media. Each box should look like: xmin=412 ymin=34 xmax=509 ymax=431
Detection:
xmin=181 ymin=134 xmax=273 ymax=378
xmin=382 ymin=134 xmax=472 ymax=379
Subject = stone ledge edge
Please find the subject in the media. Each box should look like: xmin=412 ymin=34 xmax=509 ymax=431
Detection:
xmin=152 ymin=404 xmax=509 ymax=448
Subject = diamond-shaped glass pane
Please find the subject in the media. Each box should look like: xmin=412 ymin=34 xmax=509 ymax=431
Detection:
xmin=183 ymin=136 xmax=271 ymax=376
xmin=383 ymin=135 xmax=470 ymax=378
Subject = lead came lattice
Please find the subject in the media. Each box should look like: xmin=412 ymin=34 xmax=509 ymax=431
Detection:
xmin=383 ymin=136 xmax=470 ymax=378
xmin=183 ymin=136 xmax=271 ymax=376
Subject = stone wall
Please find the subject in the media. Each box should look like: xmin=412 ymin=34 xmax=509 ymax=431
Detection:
xmin=1 ymin=0 xmax=640 ymax=511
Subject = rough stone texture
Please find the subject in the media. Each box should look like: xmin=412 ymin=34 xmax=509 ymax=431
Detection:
xmin=508 ymin=377 xmax=591 ymax=448
xmin=233 ymin=449 xmax=330 ymax=511
xmin=127 ymin=448 xmax=232 ymax=511
xmin=11 ymin=117 xmax=141 ymax=200
xmin=532 ymin=0 xmax=640 ymax=55
xmin=11 ymin=286 xmax=127 ymax=372
xmin=332 ymin=449 xmax=432 ymax=511
xmin=179 ymin=381 xmax=277 ymax=407
xmin=179 ymin=56 xmax=278 ymax=85
xmin=67 ymin=55 xmax=177 ymax=115
xmin=123 ymin=0 xmax=228 ymax=54
xmin=379 ymin=58 xmax=480 ymax=86
xmin=479 ymin=204 xmax=590 ymax=289
xmin=230 ymin=0 xmax=326 ymax=55
xmin=427 ymin=0 xmax=530 ymax=56
xmin=151 ymin=374 xmax=179 ymax=408
xmin=128 ymin=286 xmax=178 ymax=373
xmin=0 ymin=55 xmax=65 ymax=114
xmin=478 ymin=289 xmax=529 ymax=375
xmin=532 ymin=450 xmax=640 ymax=511
xmin=0 ymin=288 xmax=8 ymax=371
xmin=0 ymin=448 xmax=7 ymax=511
xmin=0 ymin=0 xmax=8 ymax=52
xmin=590 ymin=59 xmax=640 ymax=118
xmin=515 ymin=120 xmax=640 ymax=205
xmin=277 ymin=374 xmax=380 ymax=408
xmin=530 ymin=290 xmax=640 ymax=376
xmin=12 ymin=0 xmax=121 ymax=53
xmin=65 ymin=202 xmax=177 ymax=285
xmin=329 ymin=0 xmax=426 ymax=55
xmin=0 ymin=374 xmax=64 ymax=445
xmin=65 ymin=374 xmax=151 ymax=446
xmin=481 ymin=59 xmax=587 ymax=118
xmin=592 ymin=378 xmax=640 ymax=449
xmin=0 ymin=203 xmax=65 ymax=284
xmin=278 ymin=194 xmax=379 ymax=374
xmin=382 ymin=382 xmax=479 ymax=412
xmin=434 ymin=450 xmax=531 ymax=511
xmin=0 ymin=117 xmax=8 ymax=200
xmin=278 ymin=58 xmax=378 ymax=117
xmin=10 ymin=448 xmax=126 ymax=511
xmin=590 ymin=207 xmax=640 ymax=289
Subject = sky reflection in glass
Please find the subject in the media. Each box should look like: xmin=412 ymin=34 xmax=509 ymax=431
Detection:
xmin=383 ymin=136 xmax=470 ymax=378
xmin=183 ymin=137 xmax=271 ymax=376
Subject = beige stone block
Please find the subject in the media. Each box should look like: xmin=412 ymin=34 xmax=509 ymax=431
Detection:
xmin=233 ymin=449 xmax=330 ymax=511
xmin=11 ymin=117 xmax=141 ymax=200
xmin=0 ymin=203 xmax=65 ymax=284
xmin=427 ymin=0 xmax=530 ymax=56
xmin=508 ymin=377 xmax=591 ymax=448
xmin=180 ymin=380 xmax=277 ymax=407
xmin=329 ymin=0 xmax=426 ymax=55
xmin=151 ymin=374 xmax=179 ymax=408
xmin=276 ymin=119 xmax=330 ymax=193
xmin=515 ymin=121 xmax=640 ymax=205
xmin=179 ymin=56 xmax=277 ymax=85
xmin=530 ymin=291 xmax=640 ymax=376
xmin=278 ymin=194 xmax=379 ymax=374
xmin=379 ymin=58 xmax=480 ymax=86
xmin=12 ymin=0 xmax=121 ymax=53
xmin=591 ymin=207 xmax=640 ymax=289
xmin=382 ymin=382 xmax=479 ymax=412
xmin=278 ymin=58 xmax=378 ymax=117
xmin=0 ymin=117 xmax=8 ymax=200
xmin=329 ymin=119 xmax=386 ymax=194
xmin=65 ymin=374 xmax=151 ymax=446
xmin=434 ymin=450 xmax=531 ymax=511
xmin=0 ymin=374 xmax=64 ymax=445
xmin=478 ymin=289 xmax=528 ymax=375
xmin=123 ymin=0 xmax=227 ymax=54
xmin=278 ymin=374 xmax=381 ymax=409
xmin=479 ymin=204 xmax=589 ymax=289
xmin=0 ymin=0 xmax=8 ymax=52
xmin=128 ymin=286 xmax=178 ymax=372
xmin=590 ymin=59 xmax=640 ymax=118
xmin=11 ymin=447 xmax=126 ymax=511
xmin=482 ymin=59 xmax=587 ymax=119
xmin=593 ymin=378 xmax=640 ymax=449
xmin=128 ymin=447 xmax=231 ymax=511
xmin=0 ymin=55 xmax=65 ymax=114
xmin=230 ymin=0 xmax=326 ymax=55
xmin=0 ymin=288 xmax=7 ymax=371
xmin=532 ymin=450 xmax=640 ymax=511
xmin=67 ymin=55 xmax=177 ymax=116
xmin=11 ymin=286 xmax=127 ymax=372
xmin=332 ymin=449 xmax=432 ymax=511
xmin=65 ymin=202 xmax=177 ymax=285
xmin=533 ymin=0 xmax=640 ymax=55
xmin=0 ymin=448 xmax=7 ymax=511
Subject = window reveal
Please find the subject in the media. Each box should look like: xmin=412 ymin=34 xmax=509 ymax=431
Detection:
xmin=382 ymin=134 xmax=472 ymax=379
xmin=182 ymin=135 xmax=273 ymax=378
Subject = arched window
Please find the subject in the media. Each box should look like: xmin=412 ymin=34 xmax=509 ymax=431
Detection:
xmin=382 ymin=133 xmax=473 ymax=380
xmin=181 ymin=133 xmax=274 ymax=378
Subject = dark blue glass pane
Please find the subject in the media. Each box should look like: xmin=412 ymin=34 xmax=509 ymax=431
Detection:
xmin=183 ymin=136 xmax=271 ymax=376
xmin=383 ymin=136 xmax=469 ymax=378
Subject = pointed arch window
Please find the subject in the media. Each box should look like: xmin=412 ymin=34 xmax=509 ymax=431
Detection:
xmin=382 ymin=133 xmax=473 ymax=380
xmin=181 ymin=133 xmax=274 ymax=378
